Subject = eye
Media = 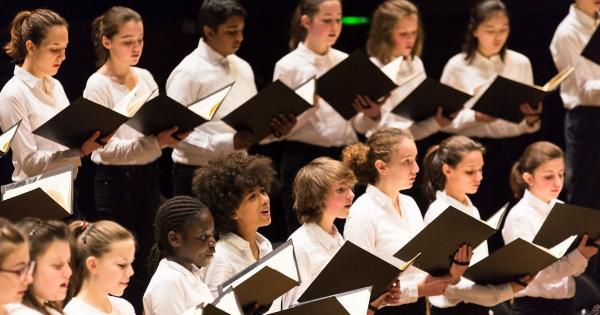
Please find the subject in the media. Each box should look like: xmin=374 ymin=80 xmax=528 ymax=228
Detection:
xmin=117 ymin=263 xmax=129 ymax=269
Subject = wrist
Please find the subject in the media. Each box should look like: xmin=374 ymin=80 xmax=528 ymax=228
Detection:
xmin=368 ymin=303 xmax=380 ymax=312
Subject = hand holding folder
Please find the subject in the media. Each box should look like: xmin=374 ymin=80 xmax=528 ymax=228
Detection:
xmin=0 ymin=120 xmax=21 ymax=157
xmin=0 ymin=166 xmax=73 ymax=221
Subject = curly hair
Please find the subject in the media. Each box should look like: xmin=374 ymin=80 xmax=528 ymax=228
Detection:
xmin=293 ymin=157 xmax=356 ymax=224
xmin=192 ymin=152 xmax=276 ymax=236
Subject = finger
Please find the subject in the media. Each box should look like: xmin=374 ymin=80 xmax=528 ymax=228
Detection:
xmin=580 ymin=234 xmax=590 ymax=247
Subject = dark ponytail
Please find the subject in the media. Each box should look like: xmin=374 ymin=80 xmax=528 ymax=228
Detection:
xmin=510 ymin=141 xmax=564 ymax=198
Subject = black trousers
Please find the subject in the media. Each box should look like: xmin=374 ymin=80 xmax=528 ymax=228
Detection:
xmin=171 ymin=162 xmax=200 ymax=197
xmin=375 ymin=298 xmax=426 ymax=314
xmin=565 ymin=106 xmax=600 ymax=286
xmin=512 ymin=296 xmax=575 ymax=315
xmin=94 ymin=161 xmax=162 ymax=313
xmin=279 ymin=141 xmax=344 ymax=235
xmin=430 ymin=303 xmax=489 ymax=315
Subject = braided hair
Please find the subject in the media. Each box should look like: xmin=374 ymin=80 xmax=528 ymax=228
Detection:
xmin=149 ymin=196 xmax=211 ymax=273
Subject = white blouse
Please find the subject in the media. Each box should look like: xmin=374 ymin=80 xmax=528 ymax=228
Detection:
xmin=166 ymin=38 xmax=257 ymax=166
xmin=203 ymin=232 xmax=273 ymax=297
xmin=272 ymin=43 xmax=374 ymax=147
xmin=64 ymin=296 xmax=135 ymax=315
xmin=424 ymin=191 xmax=513 ymax=308
xmin=83 ymin=67 xmax=161 ymax=165
xmin=370 ymin=56 xmax=441 ymax=140
xmin=281 ymin=222 xmax=344 ymax=309
xmin=143 ymin=258 xmax=213 ymax=315
xmin=502 ymin=189 xmax=588 ymax=299
xmin=440 ymin=50 xmax=540 ymax=138
xmin=550 ymin=4 xmax=600 ymax=109
xmin=5 ymin=303 xmax=61 ymax=315
xmin=344 ymin=184 xmax=426 ymax=304
xmin=0 ymin=66 xmax=81 ymax=181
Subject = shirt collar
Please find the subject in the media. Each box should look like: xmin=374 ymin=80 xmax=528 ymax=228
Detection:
xmin=13 ymin=65 xmax=55 ymax=91
xmin=297 ymin=42 xmax=333 ymax=66
xmin=522 ymin=189 xmax=560 ymax=216
xmin=304 ymin=222 xmax=344 ymax=252
xmin=366 ymin=184 xmax=397 ymax=213
xmin=570 ymin=4 xmax=600 ymax=30
xmin=220 ymin=231 xmax=270 ymax=254
xmin=472 ymin=50 xmax=505 ymax=74
xmin=162 ymin=258 xmax=203 ymax=280
xmin=436 ymin=190 xmax=474 ymax=213
xmin=198 ymin=38 xmax=230 ymax=68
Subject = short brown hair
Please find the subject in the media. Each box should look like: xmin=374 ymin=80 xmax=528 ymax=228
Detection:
xmin=342 ymin=128 xmax=413 ymax=185
xmin=367 ymin=0 xmax=423 ymax=64
xmin=293 ymin=157 xmax=357 ymax=224
xmin=0 ymin=218 xmax=26 ymax=266
xmin=510 ymin=141 xmax=564 ymax=198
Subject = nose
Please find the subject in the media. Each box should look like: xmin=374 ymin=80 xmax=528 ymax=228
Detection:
xmin=412 ymin=161 xmax=420 ymax=174
xmin=348 ymin=189 xmax=355 ymax=200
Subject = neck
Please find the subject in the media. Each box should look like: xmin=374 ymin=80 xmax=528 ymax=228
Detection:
xmin=21 ymin=59 xmax=45 ymax=79
xmin=0 ymin=305 xmax=6 ymax=315
xmin=476 ymin=48 xmax=499 ymax=59
xmin=529 ymin=190 xmax=552 ymax=204
xmin=78 ymin=279 xmax=111 ymax=313
xmin=317 ymin=211 xmax=336 ymax=236
xmin=575 ymin=2 xmax=599 ymax=19
xmin=303 ymin=38 xmax=329 ymax=56
xmin=204 ymin=40 xmax=227 ymax=57
xmin=374 ymin=178 xmax=400 ymax=206
xmin=167 ymin=256 xmax=193 ymax=272
xmin=103 ymin=59 xmax=132 ymax=81
xmin=444 ymin=186 xmax=468 ymax=206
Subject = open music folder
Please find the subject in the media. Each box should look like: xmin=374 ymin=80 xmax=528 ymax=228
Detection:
xmin=221 ymin=77 xmax=315 ymax=141
xmin=467 ymin=67 xmax=574 ymax=123
xmin=0 ymin=120 xmax=21 ymax=157
xmin=216 ymin=239 xmax=300 ymax=311
xmin=126 ymin=83 xmax=233 ymax=135
xmin=463 ymin=235 xmax=577 ymax=285
xmin=0 ymin=165 xmax=73 ymax=221
xmin=533 ymin=202 xmax=600 ymax=249
xmin=298 ymin=241 xmax=417 ymax=303
xmin=275 ymin=287 xmax=371 ymax=315
xmin=395 ymin=203 xmax=508 ymax=276
xmin=316 ymin=49 xmax=399 ymax=120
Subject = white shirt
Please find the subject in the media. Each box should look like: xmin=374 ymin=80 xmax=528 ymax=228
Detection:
xmin=143 ymin=258 xmax=213 ymax=315
xmin=83 ymin=67 xmax=162 ymax=165
xmin=550 ymin=5 xmax=600 ymax=109
xmin=424 ymin=191 xmax=513 ymax=308
xmin=203 ymin=232 xmax=273 ymax=297
xmin=64 ymin=296 xmax=135 ymax=315
xmin=0 ymin=66 xmax=81 ymax=181
xmin=273 ymin=43 xmax=374 ymax=147
xmin=166 ymin=38 xmax=257 ymax=166
xmin=502 ymin=189 xmax=588 ymax=299
xmin=5 ymin=304 xmax=61 ymax=315
xmin=440 ymin=50 xmax=540 ymax=138
xmin=370 ymin=56 xmax=441 ymax=140
xmin=344 ymin=184 xmax=426 ymax=304
xmin=281 ymin=222 xmax=344 ymax=309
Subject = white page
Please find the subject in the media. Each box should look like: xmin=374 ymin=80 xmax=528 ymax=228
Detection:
xmin=0 ymin=121 xmax=20 ymax=153
xmin=2 ymin=167 xmax=73 ymax=213
xmin=294 ymin=77 xmax=316 ymax=105
xmin=336 ymin=287 xmax=371 ymax=315
xmin=214 ymin=289 xmax=243 ymax=315
xmin=189 ymin=84 xmax=234 ymax=120
xmin=485 ymin=202 xmax=509 ymax=229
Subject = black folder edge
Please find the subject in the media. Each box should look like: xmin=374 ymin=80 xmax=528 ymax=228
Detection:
xmin=282 ymin=286 xmax=372 ymax=314
xmin=316 ymin=49 xmax=399 ymax=120
xmin=292 ymin=75 xmax=317 ymax=103
xmin=394 ymin=206 xmax=497 ymax=275
xmin=32 ymin=97 xmax=129 ymax=148
xmin=188 ymin=82 xmax=235 ymax=117
xmin=217 ymin=239 xmax=300 ymax=295
xmin=581 ymin=26 xmax=600 ymax=65
xmin=0 ymin=119 xmax=22 ymax=157
xmin=532 ymin=202 xmax=600 ymax=249
xmin=297 ymin=241 xmax=415 ymax=303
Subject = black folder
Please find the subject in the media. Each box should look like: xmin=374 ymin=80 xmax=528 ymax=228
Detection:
xmin=395 ymin=205 xmax=507 ymax=277
xmin=182 ymin=303 xmax=230 ymax=315
xmin=316 ymin=49 xmax=399 ymax=120
xmin=533 ymin=203 xmax=600 ymax=249
xmin=463 ymin=236 xmax=576 ymax=285
xmin=391 ymin=75 xmax=471 ymax=121
xmin=0 ymin=120 xmax=21 ymax=157
xmin=32 ymin=98 xmax=129 ymax=149
xmin=221 ymin=79 xmax=313 ymax=141
xmin=470 ymin=67 xmax=574 ymax=123
xmin=275 ymin=287 xmax=371 ymax=315
xmin=126 ymin=83 xmax=232 ymax=135
xmin=298 ymin=241 xmax=414 ymax=303
xmin=0 ymin=166 xmax=73 ymax=221
xmin=217 ymin=239 xmax=300 ymax=310
xmin=582 ymin=26 xmax=600 ymax=65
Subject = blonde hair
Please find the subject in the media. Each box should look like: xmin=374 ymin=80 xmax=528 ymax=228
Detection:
xmin=342 ymin=128 xmax=413 ymax=185
xmin=367 ymin=0 xmax=423 ymax=65
xmin=67 ymin=220 xmax=133 ymax=299
xmin=293 ymin=157 xmax=357 ymax=223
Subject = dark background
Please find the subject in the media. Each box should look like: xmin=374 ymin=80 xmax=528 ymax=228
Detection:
xmin=0 ymin=0 xmax=573 ymax=239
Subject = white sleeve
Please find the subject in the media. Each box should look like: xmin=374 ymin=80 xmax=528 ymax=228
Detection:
xmin=437 ymin=281 xmax=514 ymax=307
xmin=524 ymin=249 xmax=588 ymax=287
xmin=204 ymin=255 xmax=236 ymax=298
xmin=143 ymin=280 xmax=189 ymax=315
xmin=0 ymin=94 xmax=80 ymax=177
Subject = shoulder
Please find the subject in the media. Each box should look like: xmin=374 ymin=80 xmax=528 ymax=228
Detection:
xmin=444 ymin=52 xmax=468 ymax=70
xmin=505 ymin=49 xmax=531 ymax=67
xmin=4 ymin=304 xmax=44 ymax=315
xmin=424 ymin=198 xmax=446 ymax=223
xmin=0 ymin=77 xmax=26 ymax=105
xmin=84 ymin=72 xmax=109 ymax=92
xmin=330 ymin=48 xmax=349 ymax=61
xmin=109 ymin=296 xmax=135 ymax=314
xmin=230 ymin=55 xmax=254 ymax=73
